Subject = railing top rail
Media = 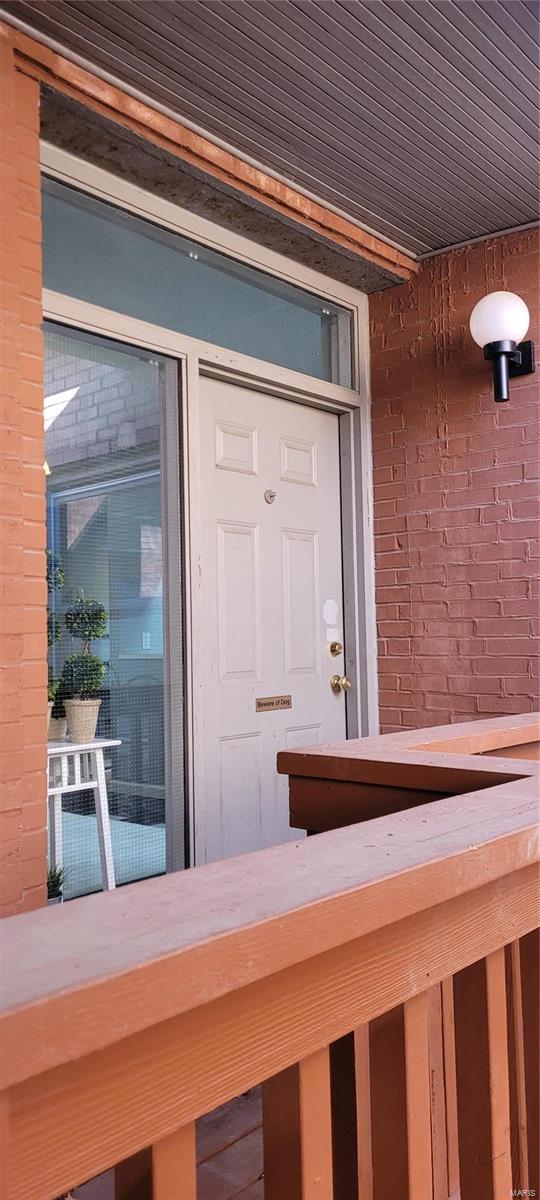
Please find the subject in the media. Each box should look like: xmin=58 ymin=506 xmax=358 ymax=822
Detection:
xmin=385 ymin=711 xmax=539 ymax=749
xmin=1 ymin=775 xmax=538 ymax=1090
xmin=277 ymin=711 xmax=540 ymax=778
xmin=388 ymin=711 xmax=540 ymax=754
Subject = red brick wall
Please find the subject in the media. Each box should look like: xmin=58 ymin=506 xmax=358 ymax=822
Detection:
xmin=0 ymin=28 xmax=47 ymax=913
xmin=370 ymin=229 xmax=540 ymax=732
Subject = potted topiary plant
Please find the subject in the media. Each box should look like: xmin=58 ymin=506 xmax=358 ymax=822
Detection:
xmin=47 ymin=670 xmax=60 ymax=736
xmin=62 ymin=591 xmax=108 ymax=743
xmin=47 ymin=864 xmax=67 ymax=905
xmin=47 ymin=549 xmax=64 ymax=653
xmin=47 ymin=550 xmax=67 ymax=739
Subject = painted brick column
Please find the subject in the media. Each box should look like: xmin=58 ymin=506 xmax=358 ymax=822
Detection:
xmin=369 ymin=230 xmax=540 ymax=733
xmin=0 ymin=26 xmax=47 ymax=913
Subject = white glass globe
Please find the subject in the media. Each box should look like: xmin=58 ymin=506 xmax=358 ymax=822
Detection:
xmin=469 ymin=291 xmax=530 ymax=348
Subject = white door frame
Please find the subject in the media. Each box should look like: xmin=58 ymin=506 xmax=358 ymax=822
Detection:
xmin=41 ymin=147 xmax=378 ymax=867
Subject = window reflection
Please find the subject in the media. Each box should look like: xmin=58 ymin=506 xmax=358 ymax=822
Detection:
xmin=45 ymin=325 xmax=179 ymax=897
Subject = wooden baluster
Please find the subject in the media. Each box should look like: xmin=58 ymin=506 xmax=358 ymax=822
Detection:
xmin=263 ymin=1048 xmax=333 ymax=1200
xmin=454 ymin=949 xmax=512 ymax=1199
xmin=506 ymin=940 xmax=529 ymax=1190
xmin=368 ymin=1007 xmax=408 ymax=1200
xmin=440 ymin=977 xmax=459 ymax=1200
xmin=298 ymin=1048 xmax=333 ymax=1198
xmin=263 ymin=1064 xmax=302 ymax=1199
xmin=486 ymin=948 xmax=512 ymax=1196
xmin=404 ymin=991 xmax=433 ymax=1200
xmin=153 ymin=1124 xmax=196 ymax=1199
xmin=427 ymin=985 xmax=448 ymax=1200
xmin=520 ymin=930 xmax=539 ymax=1196
xmin=354 ymin=1024 xmax=373 ymax=1200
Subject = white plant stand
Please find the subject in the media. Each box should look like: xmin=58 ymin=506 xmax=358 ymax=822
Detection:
xmin=47 ymin=738 xmax=121 ymax=891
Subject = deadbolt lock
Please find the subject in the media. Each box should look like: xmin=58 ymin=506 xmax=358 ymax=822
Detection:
xmin=329 ymin=641 xmax=343 ymax=657
xmin=330 ymin=674 xmax=352 ymax=694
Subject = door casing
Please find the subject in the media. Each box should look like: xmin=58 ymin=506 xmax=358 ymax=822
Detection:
xmin=40 ymin=145 xmax=378 ymax=869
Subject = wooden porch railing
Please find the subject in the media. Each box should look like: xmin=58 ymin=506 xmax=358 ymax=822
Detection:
xmin=1 ymin=715 xmax=538 ymax=1200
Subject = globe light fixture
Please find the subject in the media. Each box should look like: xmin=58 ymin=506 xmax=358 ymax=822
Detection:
xmin=469 ymin=290 xmax=535 ymax=402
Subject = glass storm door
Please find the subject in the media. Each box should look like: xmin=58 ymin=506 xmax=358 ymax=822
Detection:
xmin=45 ymin=323 xmax=184 ymax=898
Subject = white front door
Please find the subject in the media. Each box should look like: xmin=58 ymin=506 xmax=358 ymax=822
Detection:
xmin=197 ymin=375 xmax=347 ymax=863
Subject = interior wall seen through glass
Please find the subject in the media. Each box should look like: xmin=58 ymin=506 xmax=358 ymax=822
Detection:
xmin=42 ymin=177 xmax=353 ymax=387
xmin=45 ymin=324 xmax=182 ymax=898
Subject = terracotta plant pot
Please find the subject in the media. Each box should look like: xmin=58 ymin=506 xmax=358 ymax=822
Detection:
xmin=49 ymin=714 xmax=68 ymax=741
xmin=64 ymin=697 xmax=101 ymax=743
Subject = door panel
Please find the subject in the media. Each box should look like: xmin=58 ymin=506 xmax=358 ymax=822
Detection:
xmin=198 ymin=376 xmax=346 ymax=863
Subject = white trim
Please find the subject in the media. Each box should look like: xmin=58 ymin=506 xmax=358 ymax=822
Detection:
xmin=43 ymin=289 xmax=363 ymax=411
xmin=43 ymin=287 xmax=378 ymax=865
xmin=41 ymin=142 xmax=368 ymax=317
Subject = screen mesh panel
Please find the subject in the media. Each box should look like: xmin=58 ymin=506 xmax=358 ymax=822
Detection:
xmin=45 ymin=324 xmax=182 ymax=897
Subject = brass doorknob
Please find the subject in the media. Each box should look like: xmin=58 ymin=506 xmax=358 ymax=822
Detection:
xmin=330 ymin=674 xmax=352 ymax=694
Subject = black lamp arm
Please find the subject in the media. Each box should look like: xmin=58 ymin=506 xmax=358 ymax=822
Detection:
xmin=483 ymin=339 xmax=535 ymax=402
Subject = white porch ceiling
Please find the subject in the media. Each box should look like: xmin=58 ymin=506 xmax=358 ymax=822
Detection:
xmin=2 ymin=0 xmax=539 ymax=256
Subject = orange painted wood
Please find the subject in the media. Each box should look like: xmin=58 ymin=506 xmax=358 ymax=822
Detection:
xmin=369 ymin=1007 xmax=408 ymax=1199
xmin=278 ymin=715 xmax=540 ymax=801
xmin=289 ymin=777 xmax=446 ymax=832
xmin=329 ymin=1033 xmax=358 ymax=1199
xmin=152 ymin=1124 xmax=196 ymax=1199
xmin=506 ymin=941 xmax=529 ymax=1190
xmin=414 ymin=716 xmax=540 ymax=756
xmin=454 ymin=950 xmax=512 ymax=1200
xmin=115 ymin=1150 xmax=151 ymax=1200
xmin=279 ymin=711 xmax=540 ymax=755
xmin=393 ymin=712 xmax=540 ymax=750
xmin=263 ymin=1053 xmax=333 ymax=1200
xmin=278 ymin=744 xmax=531 ymax=793
xmin=426 ymin=986 xmax=448 ymax=1200
xmin=404 ymin=992 xmax=433 ymax=1200
xmin=520 ymin=930 xmax=539 ymax=1195
xmin=440 ymin=977 xmax=459 ymax=1199
xmin=7 ymin=863 xmax=536 ymax=1200
xmin=353 ymin=1025 xmax=373 ymax=1200
xmin=482 ymin=741 xmax=540 ymax=761
xmin=485 ymin=948 xmax=512 ymax=1196
xmin=0 ymin=716 xmax=538 ymax=1200
xmin=298 ymin=1048 xmax=333 ymax=1198
xmin=280 ymin=717 xmax=538 ymax=1200
xmin=454 ymin=957 xmax=489 ymax=1199
xmin=2 ymin=781 xmax=537 ymax=1092
xmin=262 ymin=1066 xmax=302 ymax=1200
xmin=8 ymin=27 xmax=416 ymax=281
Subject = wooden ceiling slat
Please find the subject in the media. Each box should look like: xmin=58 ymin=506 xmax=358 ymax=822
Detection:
xmin=1 ymin=0 xmax=538 ymax=255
